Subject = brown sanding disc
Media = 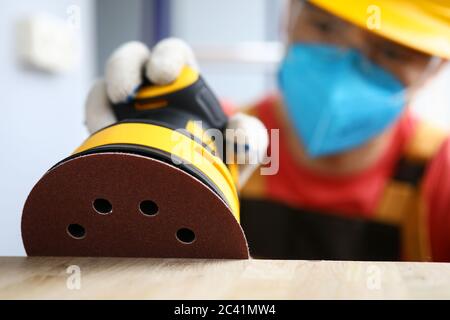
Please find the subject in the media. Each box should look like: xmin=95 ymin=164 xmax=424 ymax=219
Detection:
xmin=22 ymin=152 xmax=249 ymax=259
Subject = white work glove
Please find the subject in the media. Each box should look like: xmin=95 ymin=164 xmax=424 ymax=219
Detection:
xmin=85 ymin=38 xmax=199 ymax=133
xmin=226 ymin=113 xmax=269 ymax=186
xmin=84 ymin=38 xmax=268 ymax=187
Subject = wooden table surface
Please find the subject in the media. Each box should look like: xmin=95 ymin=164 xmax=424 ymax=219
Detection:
xmin=0 ymin=257 xmax=450 ymax=299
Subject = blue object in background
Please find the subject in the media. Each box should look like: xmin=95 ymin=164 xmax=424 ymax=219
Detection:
xmin=278 ymin=43 xmax=406 ymax=158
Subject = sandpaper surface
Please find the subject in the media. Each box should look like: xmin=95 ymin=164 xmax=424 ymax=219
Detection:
xmin=22 ymin=152 xmax=249 ymax=259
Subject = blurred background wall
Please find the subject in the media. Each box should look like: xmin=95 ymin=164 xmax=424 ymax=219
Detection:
xmin=0 ymin=0 xmax=449 ymax=256
xmin=96 ymin=0 xmax=144 ymax=76
xmin=0 ymin=0 xmax=96 ymax=255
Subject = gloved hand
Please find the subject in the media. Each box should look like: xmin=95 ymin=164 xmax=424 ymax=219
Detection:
xmin=84 ymin=38 xmax=268 ymax=187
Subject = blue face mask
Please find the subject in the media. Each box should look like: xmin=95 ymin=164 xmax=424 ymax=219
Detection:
xmin=278 ymin=43 xmax=406 ymax=158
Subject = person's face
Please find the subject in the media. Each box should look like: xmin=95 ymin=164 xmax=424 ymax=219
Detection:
xmin=279 ymin=2 xmax=448 ymax=172
xmin=288 ymin=2 xmax=443 ymax=87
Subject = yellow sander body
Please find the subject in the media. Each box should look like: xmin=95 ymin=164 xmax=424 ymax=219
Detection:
xmin=21 ymin=67 xmax=249 ymax=259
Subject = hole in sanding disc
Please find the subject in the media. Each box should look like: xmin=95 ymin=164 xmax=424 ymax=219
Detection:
xmin=93 ymin=198 xmax=112 ymax=215
xmin=67 ymin=224 xmax=86 ymax=239
xmin=176 ymin=228 xmax=196 ymax=244
xmin=139 ymin=200 xmax=159 ymax=216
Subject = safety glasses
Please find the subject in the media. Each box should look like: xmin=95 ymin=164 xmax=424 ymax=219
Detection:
xmin=287 ymin=1 xmax=442 ymax=92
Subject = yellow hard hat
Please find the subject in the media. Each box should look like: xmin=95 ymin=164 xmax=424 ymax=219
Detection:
xmin=309 ymin=0 xmax=450 ymax=59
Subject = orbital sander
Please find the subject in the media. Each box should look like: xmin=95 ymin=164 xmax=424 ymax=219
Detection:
xmin=22 ymin=66 xmax=249 ymax=259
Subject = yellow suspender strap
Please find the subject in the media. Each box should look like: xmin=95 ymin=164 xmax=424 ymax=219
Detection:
xmin=374 ymin=121 xmax=447 ymax=260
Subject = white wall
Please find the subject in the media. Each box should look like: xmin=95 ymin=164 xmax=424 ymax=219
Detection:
xmin=0 ymin=0 xmax=95 ymax=256
xmin=411 ymin=65 xmax=450 ymax=131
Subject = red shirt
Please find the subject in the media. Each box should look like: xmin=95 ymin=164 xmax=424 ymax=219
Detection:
xmin=254 ymin=95 xmax=450 ymax=261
